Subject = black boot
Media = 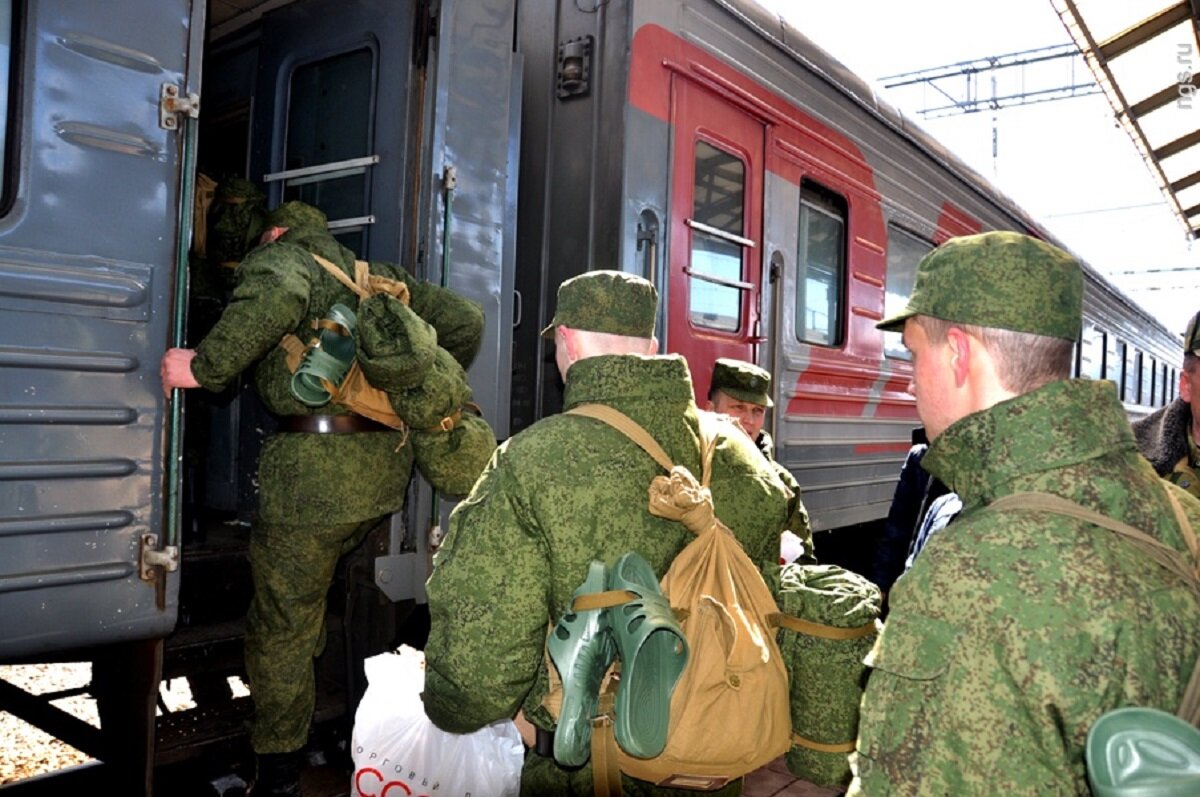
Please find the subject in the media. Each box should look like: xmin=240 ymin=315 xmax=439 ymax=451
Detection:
xmin=248 ymin=751 xmax=302 ymax=797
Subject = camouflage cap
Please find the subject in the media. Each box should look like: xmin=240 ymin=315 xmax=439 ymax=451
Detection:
xmin=540 ymin=270 xmax=657 ymax=339
xmin=1184 ymin=310 xmax=1200 ymax=356
xmin=711 ymin=358 xmax=773 ymax=407
xmin=876 ymin=230 xmax=1083 ymax=341
xmin=264 ymin=200 xmax=328 ymax=237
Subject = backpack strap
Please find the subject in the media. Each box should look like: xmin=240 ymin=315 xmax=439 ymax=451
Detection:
xmin=310 ymin=253 xmax=412 ymax=305
xmin=565 ymin=404 xmax=675 ymax=472
xmin=986 ymin=489 xmax=1200 ymax=724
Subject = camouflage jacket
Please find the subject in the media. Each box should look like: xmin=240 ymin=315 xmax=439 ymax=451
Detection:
xmin=422 ymin=354 xmax=792 ymax=736
xmin=757 ymin=430 xmax=817 ymax=565
xmin=1132 ymin=397 xmax=1200 ymax=498
xmin=189 ymin=230 xmax=483 ymax=524
xmin=850 ymin=379 xmax=1200 ymax=796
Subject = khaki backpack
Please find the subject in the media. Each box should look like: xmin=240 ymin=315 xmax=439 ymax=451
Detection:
xmin=280 ymin=253 xmax=440 ymax=433
xmin=550 ymin=404 xmax=791 ymax=793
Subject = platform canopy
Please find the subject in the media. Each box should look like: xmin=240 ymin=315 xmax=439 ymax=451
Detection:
xmin=1054 ymin=1 xmax=1200 ymax=237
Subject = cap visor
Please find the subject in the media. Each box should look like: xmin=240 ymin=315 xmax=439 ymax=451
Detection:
xmin=540 ymin=323 xmax=556 ymax=339
xmin=876 ymin=310 xmax=914 ymax=333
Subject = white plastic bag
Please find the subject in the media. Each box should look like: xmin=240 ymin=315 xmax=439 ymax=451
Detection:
xmin=351 ymin=645 xmax=524 ymax=797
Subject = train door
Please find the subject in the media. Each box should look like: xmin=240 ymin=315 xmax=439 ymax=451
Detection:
xmin=667 ymin=79 xmax=764 ymax=401
xmin=0 ymin=0 xmax=200 ymax=658
xmin=249 ymin=0 xmax=414 ymax=261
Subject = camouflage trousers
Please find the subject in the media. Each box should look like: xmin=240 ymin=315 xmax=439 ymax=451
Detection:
xmin=519 ymin=750 xmax=742 ymax=797
xmin=245 ymin=516 xmax=380 ymax=754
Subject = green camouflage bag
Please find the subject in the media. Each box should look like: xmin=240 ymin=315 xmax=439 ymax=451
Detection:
xmin=767 ymin=563 xmax=881 ymax=788
xmin=388 ymin=346 xmax=473 ymax=431
xmin=356 ymin=292 xmax=439 ymax=392
xmin=411 ymin=411 xmax=497 ymax=497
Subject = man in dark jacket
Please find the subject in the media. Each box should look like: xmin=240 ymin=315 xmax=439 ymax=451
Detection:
xmin=1133 ymin=310 xmax=1200 ymax=498
xmin=162 ymin=201 xmax=487 ymax=796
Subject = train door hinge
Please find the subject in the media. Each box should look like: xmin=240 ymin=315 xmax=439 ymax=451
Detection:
xmin=140 ymin=533 xmax=180 ymax=581
xmin=160 ymin=83 xmax=200 ymax=130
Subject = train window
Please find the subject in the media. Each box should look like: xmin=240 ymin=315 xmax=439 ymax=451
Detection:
xmin=687 ymin=141 xmax=747 ymax=332
xmin=796 ymin=182 xmax=846 ymax=345
xmin=1079 ymin=326 xmax=1103 ymax=380
xmin=1139 ymin=351 xmax=1152 ymax=405
xmin=1105 ymin=337 xmax=1122 ymax=386
xmin=883 ymin=226 xmax=933 ymax=359
xmin=1126 ymin=348 xmax=1140 ymax=404
xmin=283 ymin=48 xmax=374 ymax=254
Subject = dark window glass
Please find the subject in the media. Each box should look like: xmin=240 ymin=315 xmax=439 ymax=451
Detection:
xmin=285 ymin=48 xmax=373 ymax=252
xmin=796 ymin=183 xmax=846 ymax=345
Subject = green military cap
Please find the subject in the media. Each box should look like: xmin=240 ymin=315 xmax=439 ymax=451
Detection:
xmin=540 ymin=270 xmax=657 ymax=339
xmin=1184 ymin=310 xmax=1200 ymax=356
xmin=264 ymin=200 xmax=328 ymax=237
xmin=711 ymin=358 xmax=773 ymax=407
xmin=877 ymin=230 xmax=1082 ymax=342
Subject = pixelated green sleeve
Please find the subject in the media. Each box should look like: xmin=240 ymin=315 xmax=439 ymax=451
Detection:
xmin=191 ymin=245 xmax=312 ymax=392
xmin=422 ymin=449 xmax=550 ymax=733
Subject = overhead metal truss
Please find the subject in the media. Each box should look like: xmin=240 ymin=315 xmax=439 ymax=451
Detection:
xmin=1053 ymin=0 xmax=1200 ymax=237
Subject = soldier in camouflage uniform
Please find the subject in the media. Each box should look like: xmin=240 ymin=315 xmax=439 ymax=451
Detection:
xmin=423 ymin=271 xmax=793 ymax=796
xmin=849 ymin=231 xmax=1200 ymax=795
xmin=707 ymin=358 xmax=816 ymax=565
xmin=161 ymin=201 xmax=485 ymax=796
xmin=1133 ymin=310 xmax=1200 ymax=498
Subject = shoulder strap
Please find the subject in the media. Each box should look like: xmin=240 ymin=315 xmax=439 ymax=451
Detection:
xmin=564 ymin=404 xmax=675 ymax=472
xmin=988 ymin=491 xmax=1200 ymax=592
xmin=986 ymin=489 xmax=1200 ymax=723
xmin=311 ymin=252 xmax=371 ymax=300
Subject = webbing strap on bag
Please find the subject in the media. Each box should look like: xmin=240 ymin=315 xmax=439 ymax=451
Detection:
xmin=311 ymin=253 xmax=411 ymax=305
xmin=769 ymin=612 xmax=878 ymax=640
xmin=565 ymin=404 xmax=678 ymax=473
xmin=988 ymin=488 xmax=1200 ymax=724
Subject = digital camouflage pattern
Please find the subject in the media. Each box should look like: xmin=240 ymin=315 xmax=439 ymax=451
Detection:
xmin=540 ymin=270 xmax=658 ymax=339
xmin=188 ymin=207 xmax=486 ymax=753
xmin=766 ymin=563 xmax=879 ymax=788
xmin=758 ymin=430 xmax=817 ymax=566
xmin=423 ymin=354 xmax=793 ymax=796
xmin=264 ymin=199 xmax=328 ymax=237
xmin=411 ymin=412 xmax=497 ymax=497
xmin=711 ymin=357 xmax=774 ymax=407
xmin=207 ymin=177 xmax=267 ymax=276
xmin=877 ymin=231 xmax=1083 ymax=341
xmin=849 ymin=379 xmax=1200 ymax=796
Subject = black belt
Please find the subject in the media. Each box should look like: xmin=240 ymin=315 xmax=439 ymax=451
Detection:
xmin=276 ymin=414 xmax=392 ymax=434
xmin=535 ymin=726 xmax=554 ymax=758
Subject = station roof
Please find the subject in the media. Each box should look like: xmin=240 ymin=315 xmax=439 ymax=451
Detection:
xmin=1054 ymin=0 xmax=1200 ymax=237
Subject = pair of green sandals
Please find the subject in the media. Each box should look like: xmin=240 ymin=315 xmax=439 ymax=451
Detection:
xmin=548 ymin=552 xmax=689 ymax=768
xmin=1086 ymin=707 xmax=1200 ymax=796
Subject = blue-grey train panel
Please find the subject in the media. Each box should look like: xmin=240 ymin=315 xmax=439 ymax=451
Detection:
xmin=0 ymin=0 xmax=195 ymax=657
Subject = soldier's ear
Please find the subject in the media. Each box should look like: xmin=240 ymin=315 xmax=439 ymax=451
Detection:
xmin=260 ymin=226 xmax=288 ymax=245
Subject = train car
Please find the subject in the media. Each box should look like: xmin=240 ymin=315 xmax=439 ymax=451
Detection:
xmin=0 ymin=0 xmax=1183 ymax=792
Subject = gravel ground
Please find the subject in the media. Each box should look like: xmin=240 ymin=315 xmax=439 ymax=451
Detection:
xmin=0 ymin=663 xmax=206 ymax=785
xmin=0 ymin=663 xmax=96 ymax=784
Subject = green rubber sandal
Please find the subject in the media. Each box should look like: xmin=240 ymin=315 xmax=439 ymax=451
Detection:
xmin=608 ymin=552 xmax=688 ymax=760
xmin=547 ymin=560 xmax=616 ymax=768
